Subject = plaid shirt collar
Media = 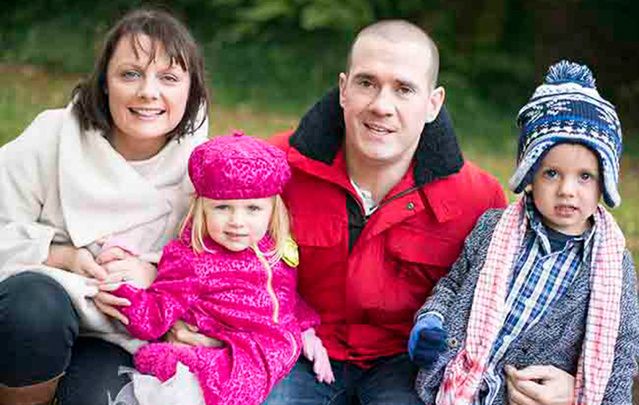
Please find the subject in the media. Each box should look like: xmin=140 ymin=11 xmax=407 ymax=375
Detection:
xmin=524 ymin=194 xmax=596 ymax=257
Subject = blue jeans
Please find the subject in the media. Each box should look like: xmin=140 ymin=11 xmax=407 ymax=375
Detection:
xmin=264 ymin=354 xmax=424 ymax=405
xmin=0 ymin=272 xmax=133 ymax=404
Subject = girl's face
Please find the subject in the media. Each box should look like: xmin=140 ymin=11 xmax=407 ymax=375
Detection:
xmin=203 ymin=197 xmax=274 ymax=252
xmin=531 ymin=143 xmax=602 ymax=235
xmin=106 ymin=33 xmax=191 ymax=160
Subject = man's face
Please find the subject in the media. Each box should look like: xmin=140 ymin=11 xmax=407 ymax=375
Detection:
xmin=339 ymin=35 xmax=444 ymax=168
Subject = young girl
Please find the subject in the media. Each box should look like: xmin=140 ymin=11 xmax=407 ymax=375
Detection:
xmin=104 ymin=131 xmax=334 ymax=405
xmin=408 ymin=61 xmax=639 ymax=405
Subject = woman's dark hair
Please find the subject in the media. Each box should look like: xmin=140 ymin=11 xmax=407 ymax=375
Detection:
xmin=72 ymin=8 xmax=209 ymax=141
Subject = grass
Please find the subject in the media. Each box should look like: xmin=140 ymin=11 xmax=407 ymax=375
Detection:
xmin=0 ymin=64 xmax=300 ymax=144
xmin=1 ymin=63 xmax=637 ymax=263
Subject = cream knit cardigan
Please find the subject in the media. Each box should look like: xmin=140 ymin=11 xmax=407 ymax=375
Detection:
xmin=0 ymin=104 xmax=207 ymax=353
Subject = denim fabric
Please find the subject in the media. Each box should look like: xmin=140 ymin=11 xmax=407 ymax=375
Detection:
xmin=56 ymin=337 xmax=133 ymax=405
xmin=0 ymin=272 xmax=79 ymax=385
xmin=0 ymin=272 xmax=133 ymax=405
xmin=264 ymin=354 xmax=424 ymax=405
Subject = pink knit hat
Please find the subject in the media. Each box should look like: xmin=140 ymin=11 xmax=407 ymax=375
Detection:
xmin=188 ymin=130 xmax=291 ymax=199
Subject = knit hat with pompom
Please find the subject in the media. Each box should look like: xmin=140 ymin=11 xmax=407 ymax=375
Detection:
xmin=508 ymin=60 xmax=623 ymax=208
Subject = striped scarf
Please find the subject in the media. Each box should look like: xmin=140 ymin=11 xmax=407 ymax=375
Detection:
xmin=436 ymin=197 xmax=625 ymax=405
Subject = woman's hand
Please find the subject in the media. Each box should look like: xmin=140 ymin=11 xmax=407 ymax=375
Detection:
xmin=46 ymin=244 xmax=108 ymax=280
xmin=165 ymin=320 xmax=224 ymax=348
xmin=93 ymin=246 xmax=157 ymax=324
xmin=505 ymin=365 xmax=574 ymax=405
xmin=302 ymin=328 xmax=335 ymax=384
xmin=96 ymin=247 xmax=157 ymax=289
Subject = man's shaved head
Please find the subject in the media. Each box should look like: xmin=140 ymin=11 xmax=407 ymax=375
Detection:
xmin=346 ymin=20 xmax=439 ymax=89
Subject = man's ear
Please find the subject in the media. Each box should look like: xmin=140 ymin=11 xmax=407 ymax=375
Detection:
xmin=338 ymin=72 xmax=348 ymax=108
xmin=426 ymin=86 xmax=445 ymax=123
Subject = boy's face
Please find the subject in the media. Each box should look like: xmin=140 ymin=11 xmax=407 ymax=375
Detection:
xmin=531 ymin=143 xmax=602 ymax=235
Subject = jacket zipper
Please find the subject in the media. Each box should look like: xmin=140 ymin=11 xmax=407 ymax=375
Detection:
xmin=254 ymin=247 xmax=280 ymax=324
xmin=356 ymin=185 xmax=422 ymax=223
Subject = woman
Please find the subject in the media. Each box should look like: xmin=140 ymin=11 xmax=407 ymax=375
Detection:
xmin=0 ymin=8 xmax=209 ymax=405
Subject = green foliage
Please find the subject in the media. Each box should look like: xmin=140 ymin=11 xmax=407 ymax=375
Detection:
xmin=0 ymin=0 xmax=637 ymax=147
xmin=205 ymin=31 xmax=350 ymax=113
xmin=300 ymin=0 xmax=374 ymax=31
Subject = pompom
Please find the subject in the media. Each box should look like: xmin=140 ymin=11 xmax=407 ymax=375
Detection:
xmin=544 ymin=60 xmax=596 ymax=88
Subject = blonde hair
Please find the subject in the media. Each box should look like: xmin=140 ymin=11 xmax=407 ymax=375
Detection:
xmin=179 ymin=194 xmax=292 ymax=263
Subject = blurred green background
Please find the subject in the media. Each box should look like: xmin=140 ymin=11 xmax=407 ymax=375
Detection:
xmin=1 ymin=0 xmax=638 ymax=259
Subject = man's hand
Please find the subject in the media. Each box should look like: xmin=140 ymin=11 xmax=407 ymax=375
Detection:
xmin=165 ymin=320 xmax=224 ymax=348
xmin=302 ymin=328 xmax=335 ymax=384
xmin=505 ymin=365 xmax=574 ymax=405
xmin=408 ymin=313 xmax=447 ymax=369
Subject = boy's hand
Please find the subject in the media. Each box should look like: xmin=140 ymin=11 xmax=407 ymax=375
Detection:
xmin=408 ymin=312 xmax=448 ymax=369
xmin=301 ymin=328 xmax=335 ymax=384
xmin=505 ymin=365 xmax=574 ymax=405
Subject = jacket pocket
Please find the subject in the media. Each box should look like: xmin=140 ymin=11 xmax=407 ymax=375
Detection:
xmin=379 ymin=228 xmax=462 ymax=321
xmin=386 ymin=227 xmax=462 ymax=275
xmin=290 ymin=214 xmax=347 ymax=314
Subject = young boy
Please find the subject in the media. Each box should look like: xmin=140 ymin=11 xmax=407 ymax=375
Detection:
xmin=408 ymin=61 xmax=639 ymax=405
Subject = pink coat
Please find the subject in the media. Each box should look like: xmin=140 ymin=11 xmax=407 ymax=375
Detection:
xmin=113 ymin=231 xmax=319 ymax=405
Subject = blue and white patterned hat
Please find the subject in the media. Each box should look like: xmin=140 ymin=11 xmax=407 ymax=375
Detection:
xmin=508 ymin=60 xmax=623 ymax=208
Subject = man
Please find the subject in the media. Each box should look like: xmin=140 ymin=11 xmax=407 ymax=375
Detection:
xmin=265 ymin=20 xmax=507 ymax=403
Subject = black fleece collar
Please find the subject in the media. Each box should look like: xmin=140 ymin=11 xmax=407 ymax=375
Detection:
xmin=289 ymin=87 xmax=464 ymax=187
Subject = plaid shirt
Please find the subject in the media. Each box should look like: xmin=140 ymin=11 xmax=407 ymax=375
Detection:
xmin=479 ymin=199 xmax=595 ymax=405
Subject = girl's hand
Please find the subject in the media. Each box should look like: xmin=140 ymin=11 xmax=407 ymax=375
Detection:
xmin=96 ymin=246 xmax=133 ymax=265
xmin=165 ymin=320 xmax=224 ymax=348
xmin=46 ymin=245 xmax=108 ymax=280
xmin=505 ymin=365 xmax=574 ymax=405
xmin=302 ymin=328 xmax=335 ymax=384
xmin=93 ymin=290 xmax=130 ymax=325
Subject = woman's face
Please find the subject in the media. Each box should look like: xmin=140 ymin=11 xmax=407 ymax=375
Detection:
xmin=106 ymin=34 xmax=191 ymax=160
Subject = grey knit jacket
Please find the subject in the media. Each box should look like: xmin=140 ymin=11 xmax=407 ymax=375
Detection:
xmin=415 ymin=209 xmax=639 ymax=405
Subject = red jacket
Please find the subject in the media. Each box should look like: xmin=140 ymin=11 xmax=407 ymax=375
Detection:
xmin=272 ymin=89 xmax=507 ymax=368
